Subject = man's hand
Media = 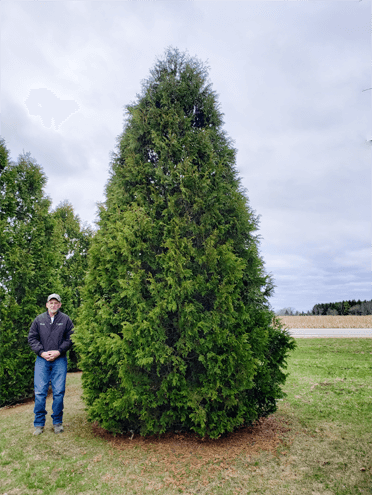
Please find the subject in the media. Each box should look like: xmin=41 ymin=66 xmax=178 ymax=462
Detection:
xmin=41 ymin=351 xmax=61 ymax=361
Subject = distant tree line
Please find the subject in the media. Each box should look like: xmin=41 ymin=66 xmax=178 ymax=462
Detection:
xmin=276 ymin=299 xmax=372 ymax=316
xmin=0 ymin=138 xmax=94 ymax=406
xmin=311 ymin=299 xmax=372 ymax=316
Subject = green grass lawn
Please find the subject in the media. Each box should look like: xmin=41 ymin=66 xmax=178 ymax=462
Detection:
xmin=1 ymin=338 xmax=371 ymax=494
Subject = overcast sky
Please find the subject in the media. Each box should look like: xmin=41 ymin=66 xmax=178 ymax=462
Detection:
xmin=2 ymin=0 xmax=371 ymax=313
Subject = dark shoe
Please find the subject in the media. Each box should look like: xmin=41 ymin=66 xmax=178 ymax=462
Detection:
xmin=33 ymin=426 xmax=44 ymax=436
xmin=54 ymin=423 xmax=64 ymax=434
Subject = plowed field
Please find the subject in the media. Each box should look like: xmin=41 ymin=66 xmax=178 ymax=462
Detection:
xmin=277 ymin=315 xmax=372 ymax=329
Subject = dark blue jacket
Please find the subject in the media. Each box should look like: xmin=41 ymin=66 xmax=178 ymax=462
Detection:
xmin=28 ymin=310 xmax=74 ymax=357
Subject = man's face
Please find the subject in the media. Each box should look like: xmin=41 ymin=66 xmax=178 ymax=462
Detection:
xmin=46 ymin=299 xmax=61 ymax=315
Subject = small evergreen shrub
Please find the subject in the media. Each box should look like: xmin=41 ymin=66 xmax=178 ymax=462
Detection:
xmin=73 ymin=48 xmax=296 ymax=438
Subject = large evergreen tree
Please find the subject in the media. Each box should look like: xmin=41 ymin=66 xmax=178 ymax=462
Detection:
xmin=73 ymin=49 xmax=295 ymax=438
xmin=0 ymin=142 xmax=62 ymax=405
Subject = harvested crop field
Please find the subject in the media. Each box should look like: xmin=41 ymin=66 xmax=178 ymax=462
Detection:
xmin=277 ymin=315 xmax=372 ymax=329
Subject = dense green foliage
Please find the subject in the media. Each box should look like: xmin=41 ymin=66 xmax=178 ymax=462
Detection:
xmin=73 ymin=49 xmax=296 ymax=438
xmin=52 ymin=201 xmax=94 ymax=371
xmin=52 ymin=201 xmax=94 ymax=320
xmin=0 ymin=142 xmax=62 ymax=405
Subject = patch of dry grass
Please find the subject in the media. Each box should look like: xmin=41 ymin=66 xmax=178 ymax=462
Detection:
xmin=277 ymin=315 xmax=372 ymax=329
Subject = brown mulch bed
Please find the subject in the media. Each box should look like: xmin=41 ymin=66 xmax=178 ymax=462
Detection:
xmin=92 ymin=415 xmax=291 ymax=467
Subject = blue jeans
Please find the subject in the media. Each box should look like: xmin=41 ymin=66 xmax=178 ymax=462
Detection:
xmin=34 ymin=355 xmax=68 ymax=427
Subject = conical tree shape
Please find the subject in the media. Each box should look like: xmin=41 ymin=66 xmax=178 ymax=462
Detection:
xmin=74 ymin=48 xmax=295 ymax=438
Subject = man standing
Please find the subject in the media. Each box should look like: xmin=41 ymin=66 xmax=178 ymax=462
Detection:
xmin=28 ymin=294 xmax=74 ymax=435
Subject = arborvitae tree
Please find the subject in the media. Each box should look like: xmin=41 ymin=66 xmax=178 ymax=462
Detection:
xmin=73 ymin=48 xmax=296 ymax=438
xmin=52 ymin=200 xmax=94 ymax=320
xmin=0 ymin=143 xmax=62 ymax=405
xmin=52 ymin=201 xmax=94 ymax=370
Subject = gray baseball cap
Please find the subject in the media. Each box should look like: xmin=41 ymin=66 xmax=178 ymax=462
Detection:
xmin=47 ymin=293 xmax=61 ymax=302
